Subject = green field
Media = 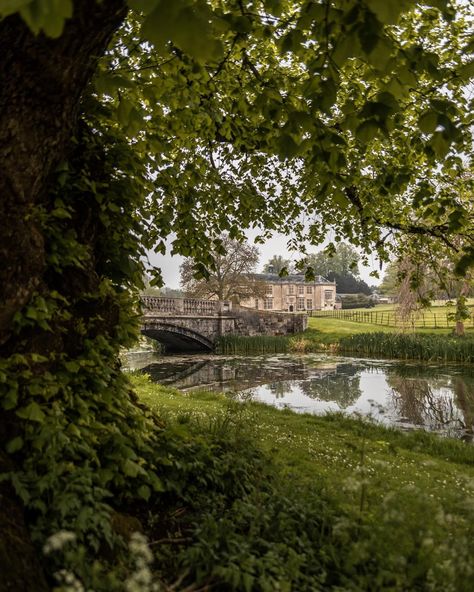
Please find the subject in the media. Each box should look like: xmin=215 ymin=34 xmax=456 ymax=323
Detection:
xmin=307 ymin=315 xmax=459 ymax=341
xmin=311 ymin=302 xmax=474 ymax=330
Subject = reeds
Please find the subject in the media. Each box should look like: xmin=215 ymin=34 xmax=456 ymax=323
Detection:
xmin=215 ymin=334 xmax=290 ymax=354
xmin=339 ymin=332 xmax=474 ymax=363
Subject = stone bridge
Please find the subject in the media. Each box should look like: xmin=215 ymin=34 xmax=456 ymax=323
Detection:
xmin=140 ymin=297 xmax=307 ymax=353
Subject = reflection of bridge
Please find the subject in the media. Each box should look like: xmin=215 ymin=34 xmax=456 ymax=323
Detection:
xmin=140 ymin=297 xmax=307 ymax=353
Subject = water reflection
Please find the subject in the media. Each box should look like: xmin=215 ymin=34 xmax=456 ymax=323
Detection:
xmin=122 ymin=352 xmax=474 ymax=438
xmin=386 ymin=370 xmax=474 ymax=439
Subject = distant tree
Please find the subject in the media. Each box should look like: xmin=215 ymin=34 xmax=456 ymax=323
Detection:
xmin=180 ymin=236 xmax=264 ymax=302
xmin=160 ymin=286 xmax=185 ymax=299
xmin=305 ymin=244 xmax=361 ymax=278
xmin=141 ymin=285 xmax=185 ymax=298
xmin=304 ymin=244 xmax=370 ymax=293
xmin=327 ymin=272 xmax=372 ymax=295
xmin=339 ymin=293 xmax=374 ymax=309
xmin=263 ymin=255 xmax=292 ymax=275
xmin=379 ymin=262 xmax=400 ymax=296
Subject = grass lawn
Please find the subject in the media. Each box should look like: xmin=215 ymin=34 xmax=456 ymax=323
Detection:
xmin=132 ymin=373 xmax=474 ymax=589
xmin=306 ymin=316 xmax=457 ymax=343
xmin=328 ymin=302 xmax=474 ymax=330
xmin=135 ymin=375 xmax=474 ymax=512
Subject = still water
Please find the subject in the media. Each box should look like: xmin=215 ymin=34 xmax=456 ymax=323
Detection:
xmin=123 ymin=351 xmax=474 ymax=439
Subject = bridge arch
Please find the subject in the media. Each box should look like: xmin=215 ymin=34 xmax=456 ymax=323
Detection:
xmin=141 ymin=322 xmax=214 ymax=353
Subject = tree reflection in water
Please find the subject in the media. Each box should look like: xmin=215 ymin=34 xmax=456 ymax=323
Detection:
xmin=127 ymin=352 xmax=474 ymax=438
xmin=387 ymin=371 xmax=474 ymax=438
xmin=297 ymin=364 xmax=362 ymax=409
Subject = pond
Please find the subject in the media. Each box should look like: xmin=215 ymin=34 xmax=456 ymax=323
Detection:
xmin=123 ymin=351 xmax=474 ymax=439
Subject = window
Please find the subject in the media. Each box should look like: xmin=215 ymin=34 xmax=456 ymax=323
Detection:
xmin=324 ymin=290 xmax=333 ymax=301
xmin=264 ymin=298 xmax=273 ymax=310
xmin=266 ymin=284 xmax=273 ymax=296
xmin=306 ymin=299 xmax=313 ymax=310
xmin=298 ymin=285 xmax=304 ymax=295
xmin=288 ymin=285 xmax=294 ymax=295
xmin=297 ymin=298 xmax=305 ymax=310
xmin=306 ymin=286 xmax=312 ymax=294
xmin=255 ymin=299 xmax=259 ymax=309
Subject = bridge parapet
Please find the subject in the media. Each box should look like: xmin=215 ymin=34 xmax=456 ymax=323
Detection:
xmin=141 ymin=296 xmax=232 ymax=316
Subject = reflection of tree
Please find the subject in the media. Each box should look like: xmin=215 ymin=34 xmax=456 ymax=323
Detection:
xmin=298 ymin=364 xmax=362 ymax=409
xmin=267 ymin=381 xmax=295 ymax=399
xmin=387 ymin=375 xmax=465 ymax=434
xmin=453 ymin=377 xmax=474 ymax=437
xmin=142 ymin=357 xmax=313 ymax=391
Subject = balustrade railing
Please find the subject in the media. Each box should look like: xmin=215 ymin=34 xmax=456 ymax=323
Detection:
xmin=141 ymin=296 xmax=231 ymax=316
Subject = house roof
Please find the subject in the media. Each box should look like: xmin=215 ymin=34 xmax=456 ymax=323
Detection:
xmin=252 ymin=273 xmax=335 ymax=285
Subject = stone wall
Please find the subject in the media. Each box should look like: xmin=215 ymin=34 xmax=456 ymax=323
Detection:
xmin=230 ymin=308 xmax=307 ymax=337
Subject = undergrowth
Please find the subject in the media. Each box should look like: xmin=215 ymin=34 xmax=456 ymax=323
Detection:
xmin=130 ymin=377 xmax=474 ymax=591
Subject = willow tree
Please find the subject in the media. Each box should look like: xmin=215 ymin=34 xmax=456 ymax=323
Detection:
xmin=0 ymin=0 xmax=473 ymax=588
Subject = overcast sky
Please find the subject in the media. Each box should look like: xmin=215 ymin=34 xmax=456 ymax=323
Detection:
xmin=147 ymin=229 xmax=385 ymax=289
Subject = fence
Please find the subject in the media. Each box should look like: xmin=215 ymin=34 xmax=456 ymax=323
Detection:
xmin=309 ymin=308 xmax=474 ymax=329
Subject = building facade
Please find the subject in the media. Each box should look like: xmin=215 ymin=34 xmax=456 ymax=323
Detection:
xmin=241 ymin=273 xmax=337 ymax=312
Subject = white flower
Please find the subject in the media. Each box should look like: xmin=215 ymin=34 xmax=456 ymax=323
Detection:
xmin=43 ymin=530 xmax=77 ymax=555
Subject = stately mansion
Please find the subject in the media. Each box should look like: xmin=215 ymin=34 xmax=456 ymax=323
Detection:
xmin=241 ymin=273 xmax=337 ymax=312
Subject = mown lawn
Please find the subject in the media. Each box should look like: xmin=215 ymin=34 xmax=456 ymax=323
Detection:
xmin=307 ymin=315 xmax=473 ymax=344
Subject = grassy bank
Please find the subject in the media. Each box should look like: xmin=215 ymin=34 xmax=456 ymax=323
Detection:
xmin=134 ymin=375 xmax=474 ymax=591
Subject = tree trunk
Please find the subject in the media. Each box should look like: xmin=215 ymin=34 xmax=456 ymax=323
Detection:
xmin=0 ymin=3 xmax=127 ymax=588
xmin=0 ymin=0 xmax=127 ymax=346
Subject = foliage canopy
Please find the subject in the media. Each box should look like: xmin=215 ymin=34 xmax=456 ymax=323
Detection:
xmin=4 ymin=0 xmax=472 ymax=273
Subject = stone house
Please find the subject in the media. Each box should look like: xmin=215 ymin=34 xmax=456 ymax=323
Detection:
xmin=240 ymin=273 xmax=337 ymax=312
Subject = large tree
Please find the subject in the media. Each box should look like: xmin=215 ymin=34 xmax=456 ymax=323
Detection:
xmin=305 ymin=244 xmax=361 ymax=277
xmin=304 ymin=243 xmax=372 ymax=293
xmin=263 ymin=255 xmax=293 ymax=275
xmin=180 ymin=236 xmax=264 ymax=301
xmin=0 ymin=0 xmax=473 ymax=588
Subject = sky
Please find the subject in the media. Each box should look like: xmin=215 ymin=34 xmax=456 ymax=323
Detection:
xmin=147 ymin=229 xmax=385 ymax=289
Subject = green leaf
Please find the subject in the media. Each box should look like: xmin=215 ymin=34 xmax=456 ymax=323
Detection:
xmin=117 ymin=98 xmax=134 ymax=126
xmin=6 ymin=436 xmax=24 ymax=453
xmin=19 ymin=0 xmax=73 ymax=38
xmin=458 ymin=61 xmax=474 ymax=81
xmin=16 ymin=402 xmax=46 ymax=423
xmin=355 ymin=120 xmax=379 ymax=143
xmin=0 ymin=0 xmax=31 ymax=17
xmin=418 ymin=111 xmax=438 ymax=134
xmin=122 ymin=459 xmax=145 ymax=478
xmin=141 ymin=0 xmax=223 ymax=63
xmin=366 ymin=38 xmax=393 ymax=71
xmin=365 ymin=0 xmax=405 ymax=24
xmin=430 ymin=131 xmax=450 ymax=158
xmin=138 ymin=484 xmax=151 ymax=501
xmin=277 ymin=134 xmax=300 ymax=158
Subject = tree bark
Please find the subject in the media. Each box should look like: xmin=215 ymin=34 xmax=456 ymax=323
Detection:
xmin=0 ymin=2 xmax=128 ymax=588
xmin=0 ymin=0 xmax=127 ymax=347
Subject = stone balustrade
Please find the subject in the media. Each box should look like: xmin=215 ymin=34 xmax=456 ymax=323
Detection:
xmin=141 ymin=296 xmax=232 ymax=316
